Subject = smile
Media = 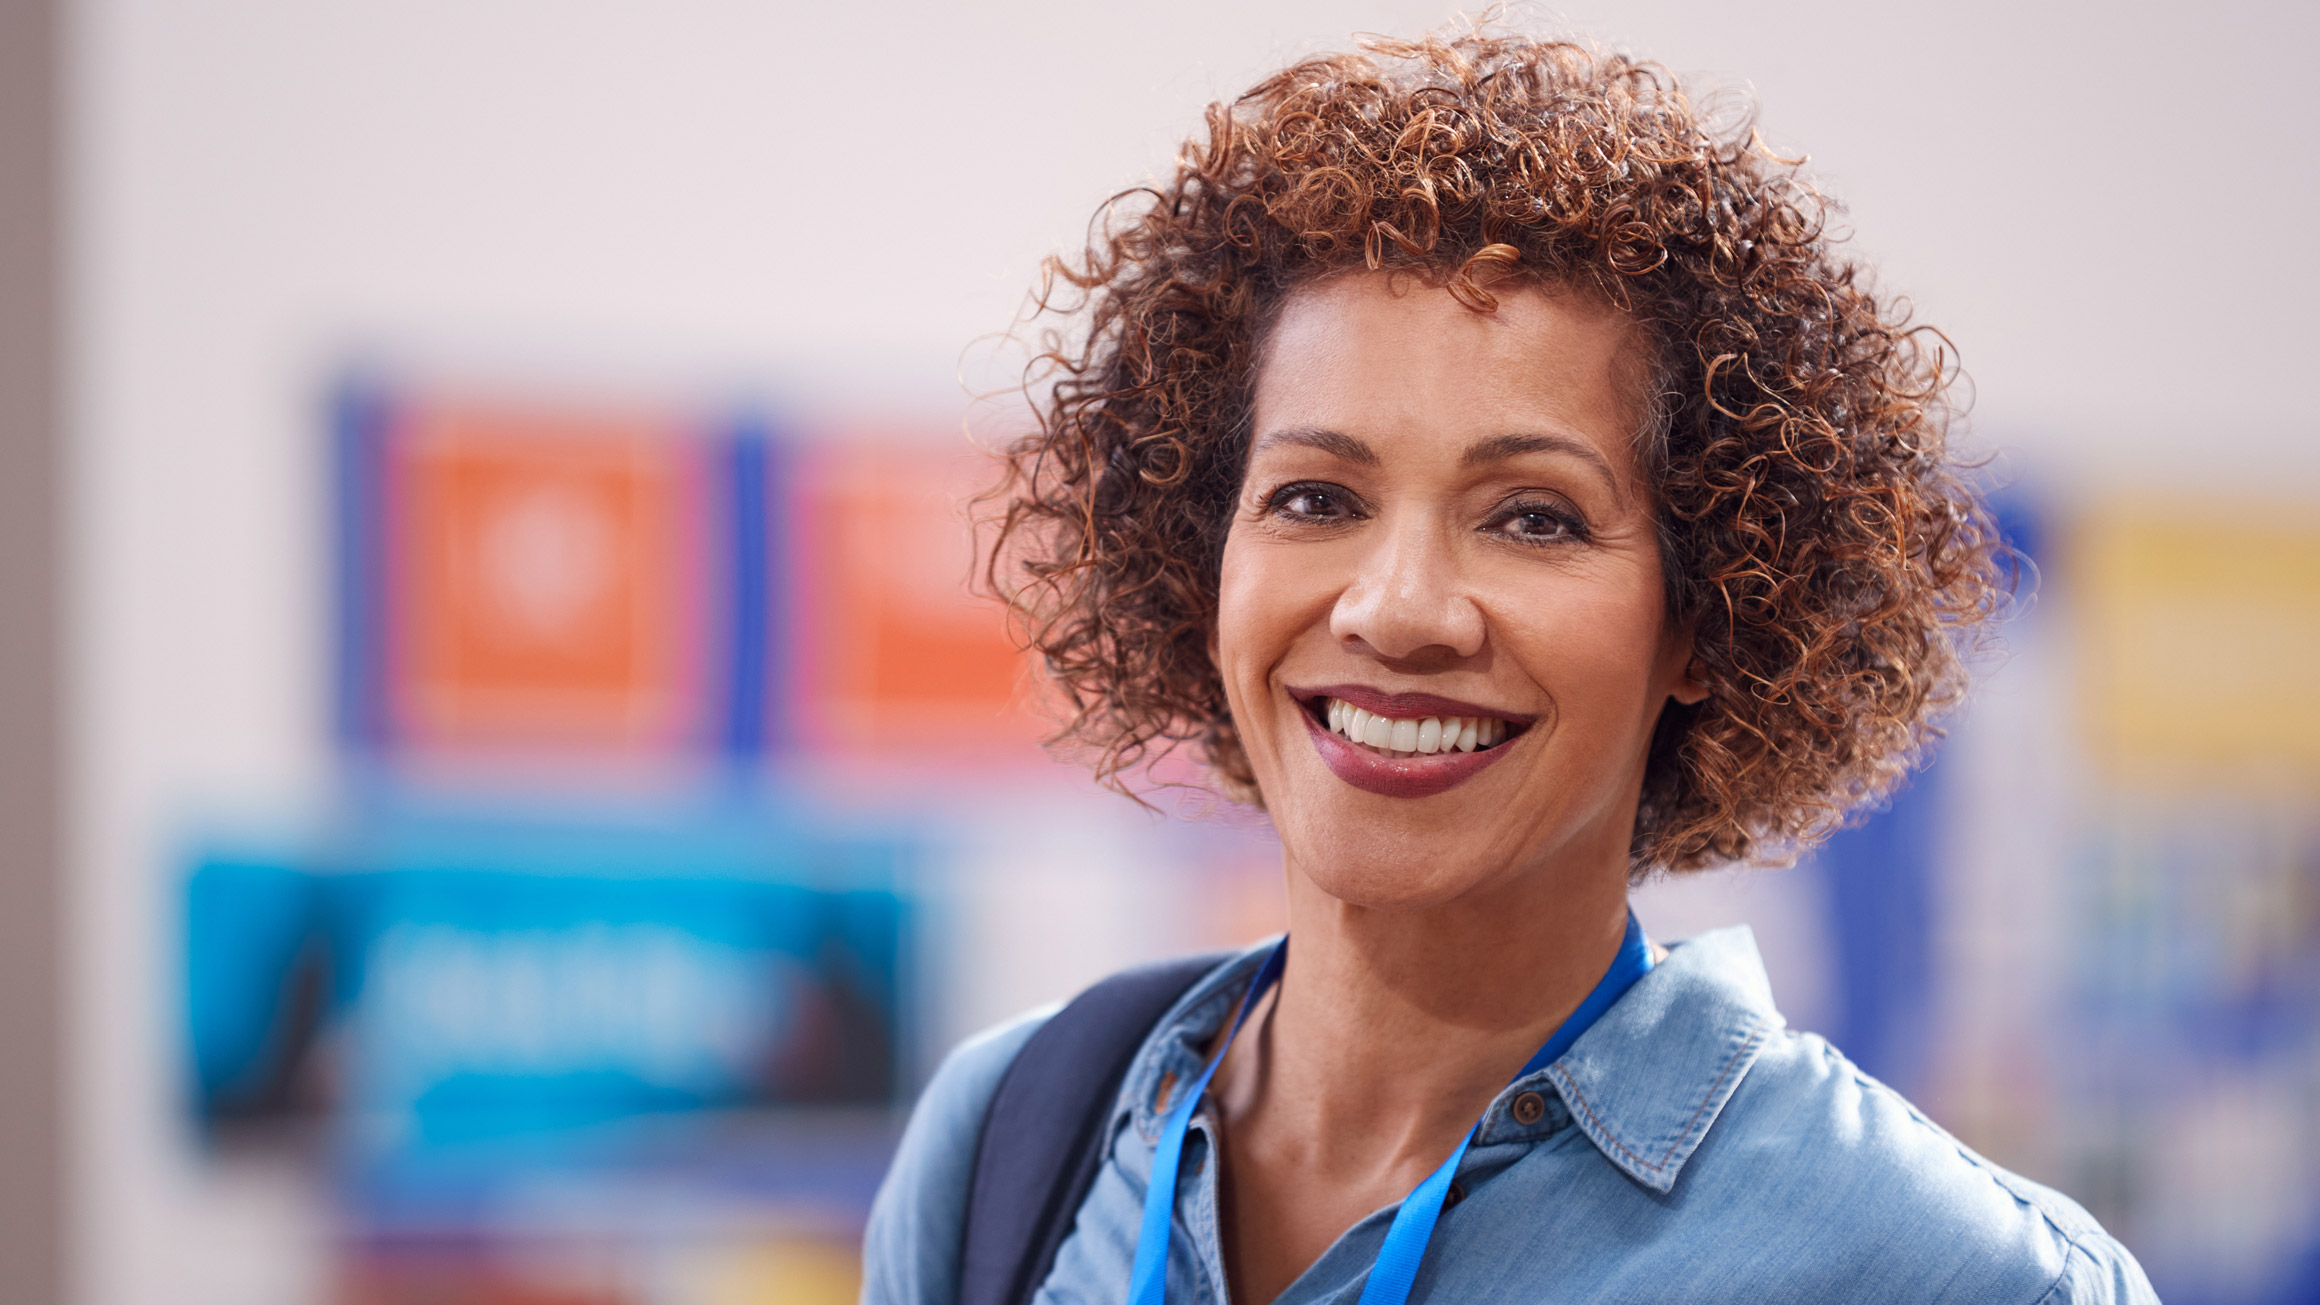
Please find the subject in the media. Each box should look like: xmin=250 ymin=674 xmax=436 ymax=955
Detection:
xmin=1291 ymin=686 xmax=1532 ymax=799
xmin=1321 ymin=697 xmax=1512 ymax=757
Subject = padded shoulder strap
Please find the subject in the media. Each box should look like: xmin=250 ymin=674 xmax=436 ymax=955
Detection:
xmin=958 ymin=951 xmax=1233 ymax=1305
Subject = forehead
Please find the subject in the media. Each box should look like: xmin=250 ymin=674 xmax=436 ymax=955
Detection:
xmin=1253 ymin=274 xmax=1645 ymax=474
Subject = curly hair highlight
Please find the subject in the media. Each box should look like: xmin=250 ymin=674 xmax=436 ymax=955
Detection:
xmin=983 ymin=26 xmax=2006 ymax=871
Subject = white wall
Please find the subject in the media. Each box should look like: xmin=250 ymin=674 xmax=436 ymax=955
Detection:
xmin=67 ymin=2 xmax=2319 ymax=1302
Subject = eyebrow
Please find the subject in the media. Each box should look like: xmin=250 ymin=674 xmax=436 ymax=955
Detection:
xmin=1251 ymin=426 xmax=1625 ymax=499
xmin=1249 ymin=426 xmax=1379 ymax=465
xmin=1461 ymin=432 xmax=1623 ymax=500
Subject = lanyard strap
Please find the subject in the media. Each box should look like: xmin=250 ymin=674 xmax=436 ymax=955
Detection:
xmin=1126 ymin=913 xmax=1654 ymax=1305
xmin=1126 ymin=940 xmax=1287 ymax=1305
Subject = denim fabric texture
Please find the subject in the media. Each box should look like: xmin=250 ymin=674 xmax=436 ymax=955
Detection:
xmin=862 ymin=927 xmax=2159 ymax=1305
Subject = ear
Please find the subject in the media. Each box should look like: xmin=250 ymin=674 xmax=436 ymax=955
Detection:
xmin=1665 ymin=625 xmax=1710 ymax=706
xmin=1673 ymin=658 xmax=1710 ymax=706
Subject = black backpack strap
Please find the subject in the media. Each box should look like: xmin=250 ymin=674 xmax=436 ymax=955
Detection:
xmin=958 ymin=951 xmax=1234 ymax=1305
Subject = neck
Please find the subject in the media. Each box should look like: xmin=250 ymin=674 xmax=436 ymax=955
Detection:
xmin=1215 ymin=854 xmax=1632 ymax=1177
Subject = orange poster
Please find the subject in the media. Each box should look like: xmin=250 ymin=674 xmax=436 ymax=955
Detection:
xmin=791 ymin=442 xmax=1044 ymax=754
xmin=384 ymin=400 xmax=707 ymax=751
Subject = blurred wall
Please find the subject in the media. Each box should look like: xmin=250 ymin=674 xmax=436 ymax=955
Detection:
xmin=2 ymin=0 xmax=64 ymax=1302
xmin=62 ymin=3 xmax=2320 ymax=1304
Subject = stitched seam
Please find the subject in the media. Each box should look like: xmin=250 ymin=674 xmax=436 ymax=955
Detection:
xmin=1651 ymin=1019 xmax=1765 ymax=1169
xmin=2027 ymin=1232 xmax=2108 ymax=1305
xmin=1969 ymin=1143 xmax=2100 ymax=1246
xmin=1826 ymin=1040 xmax=2098 ymax=1250
xmin=1554 ymin=1015 xmax=1766 ymax=1175
xmin=1550 ymin=1070 xmax=1652 ymax=1171
xmin=1818 ymin=1040 xmax=2131 ymax=1301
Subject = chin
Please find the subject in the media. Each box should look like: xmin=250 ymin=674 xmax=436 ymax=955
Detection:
xmin=1300 ymin=864 xmax=1484 ymax=911
xmin=1277 ymin=811 xmax=1520 ymax=911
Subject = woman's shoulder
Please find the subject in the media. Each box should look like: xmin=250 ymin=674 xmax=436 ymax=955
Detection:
xmin=860 ymin=1006 xmax=1056 ymax=1305
xmin=1700 ymin=1024 xmax=2157 ymax=1303
xmin=861 ymin=943 xmax=1270 ymax=1305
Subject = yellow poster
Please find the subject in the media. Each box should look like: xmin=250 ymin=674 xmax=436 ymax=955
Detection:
xmin=2073 ymin=498 xmax=2320 ymax=781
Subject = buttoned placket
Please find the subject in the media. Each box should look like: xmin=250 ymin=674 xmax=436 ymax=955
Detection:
xmin=1181 ymin=1102 xmax=1233 ymax=1303
xmin=1127 ymin=964 xmax=1265 ymax=1305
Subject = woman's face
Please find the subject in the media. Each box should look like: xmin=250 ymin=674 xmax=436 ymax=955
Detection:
xmin=1216 ymin=274 xmax=1703 ymax=909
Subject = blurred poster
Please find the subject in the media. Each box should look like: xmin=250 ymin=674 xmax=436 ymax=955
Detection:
xmin=186 ymin=815 xmax=906 ymax=1141
xmin=2073 ymin=499 xmax=2320 ymax=779
xmin=788 ymin=441 xmax=1044 ymax=756
xmin=335 ymin=382 xmax=780 ymax=759
xmin=391 ymin=404 xmax=702 ymax=747
xmin=335 ymin=380 xmax=1044 ymax=767
xmin=183 ymin=798 xmax=917 ymax=1305
xmin=789 ymin=442 xmax=1043 ymax=755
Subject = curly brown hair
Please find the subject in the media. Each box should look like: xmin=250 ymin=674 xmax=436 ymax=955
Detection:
xmin=983 ymin=26 xmax=2006 ymax=871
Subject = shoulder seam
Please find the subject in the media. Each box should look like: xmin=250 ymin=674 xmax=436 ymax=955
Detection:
xmin=2028 ymin=1229 xmax=2123 ymax=1305
xmin=1814 ymin=1040 xmax=2099 ymax=1255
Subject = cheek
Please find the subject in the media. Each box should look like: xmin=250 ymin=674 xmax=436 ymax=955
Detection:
xmin=1497 ymin=570 xmax=1672 ymax=715
xmin=1214 ymin=532 xmax=1335 ymax=706
xmin=1214 ymin=533 xmax=1286 ymax=688
xmin=1212 ymin=533 xmax=1260 ymax=679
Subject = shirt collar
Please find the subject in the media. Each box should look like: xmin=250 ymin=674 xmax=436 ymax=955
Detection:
xmin=1537 ymin=925 xmax=1781 ymax=1192
xmin=1116 ymin=924 xmax=1782 ymax=1196
xmin=1120 ymin=939 xmax=1279 ymax=1141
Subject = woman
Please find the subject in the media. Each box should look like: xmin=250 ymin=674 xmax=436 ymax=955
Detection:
xmin=866 ymin=28 xmax=2156 ymax=1305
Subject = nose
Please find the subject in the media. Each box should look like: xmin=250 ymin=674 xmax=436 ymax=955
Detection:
xmin=1328 ymin=510 xmax=1485 ymax=664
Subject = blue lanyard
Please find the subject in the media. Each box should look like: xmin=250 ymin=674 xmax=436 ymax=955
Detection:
xmin=1126 ymin=913 xmax=1655 ymax=1305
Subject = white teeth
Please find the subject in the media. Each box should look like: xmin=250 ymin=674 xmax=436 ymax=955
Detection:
xmin=1320 ymin=698 xmax=1512 ymax=757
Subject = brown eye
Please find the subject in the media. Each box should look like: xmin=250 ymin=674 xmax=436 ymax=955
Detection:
xmin=1488 ymin=501 xmax=1588 ymax=544
xmin=1270 ymin=482 xmax=1359 ymax=521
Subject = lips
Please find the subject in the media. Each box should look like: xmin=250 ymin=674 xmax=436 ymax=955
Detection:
xmin=1290 ymin=684 xmax=1530 ymax=799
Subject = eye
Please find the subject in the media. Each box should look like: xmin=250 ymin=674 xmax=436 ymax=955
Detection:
xmin=1487 ymin=499 xmax=1589 ymax=545
xmin=1268 ymin=481 xmax=1362 ymax=522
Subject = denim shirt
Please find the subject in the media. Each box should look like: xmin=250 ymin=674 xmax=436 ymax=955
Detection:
xmin=863 ymin=927 xmax=2158 ymax=1305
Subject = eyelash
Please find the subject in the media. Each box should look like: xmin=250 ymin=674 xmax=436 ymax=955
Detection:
xmin=1263 ymin=483 xmax=1591 ymax=546
xmin=1266 ymin=481 xmax=1361 ymax=522
xmin=1487 ymin=499 xmax=1591 ymax=545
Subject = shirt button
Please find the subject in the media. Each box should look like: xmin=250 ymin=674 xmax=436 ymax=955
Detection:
xmin=1512 ymin=1091 xmax=1547 ymax=1126
xmin=1444 ymin=1182 xmax=1466 ymax=1208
